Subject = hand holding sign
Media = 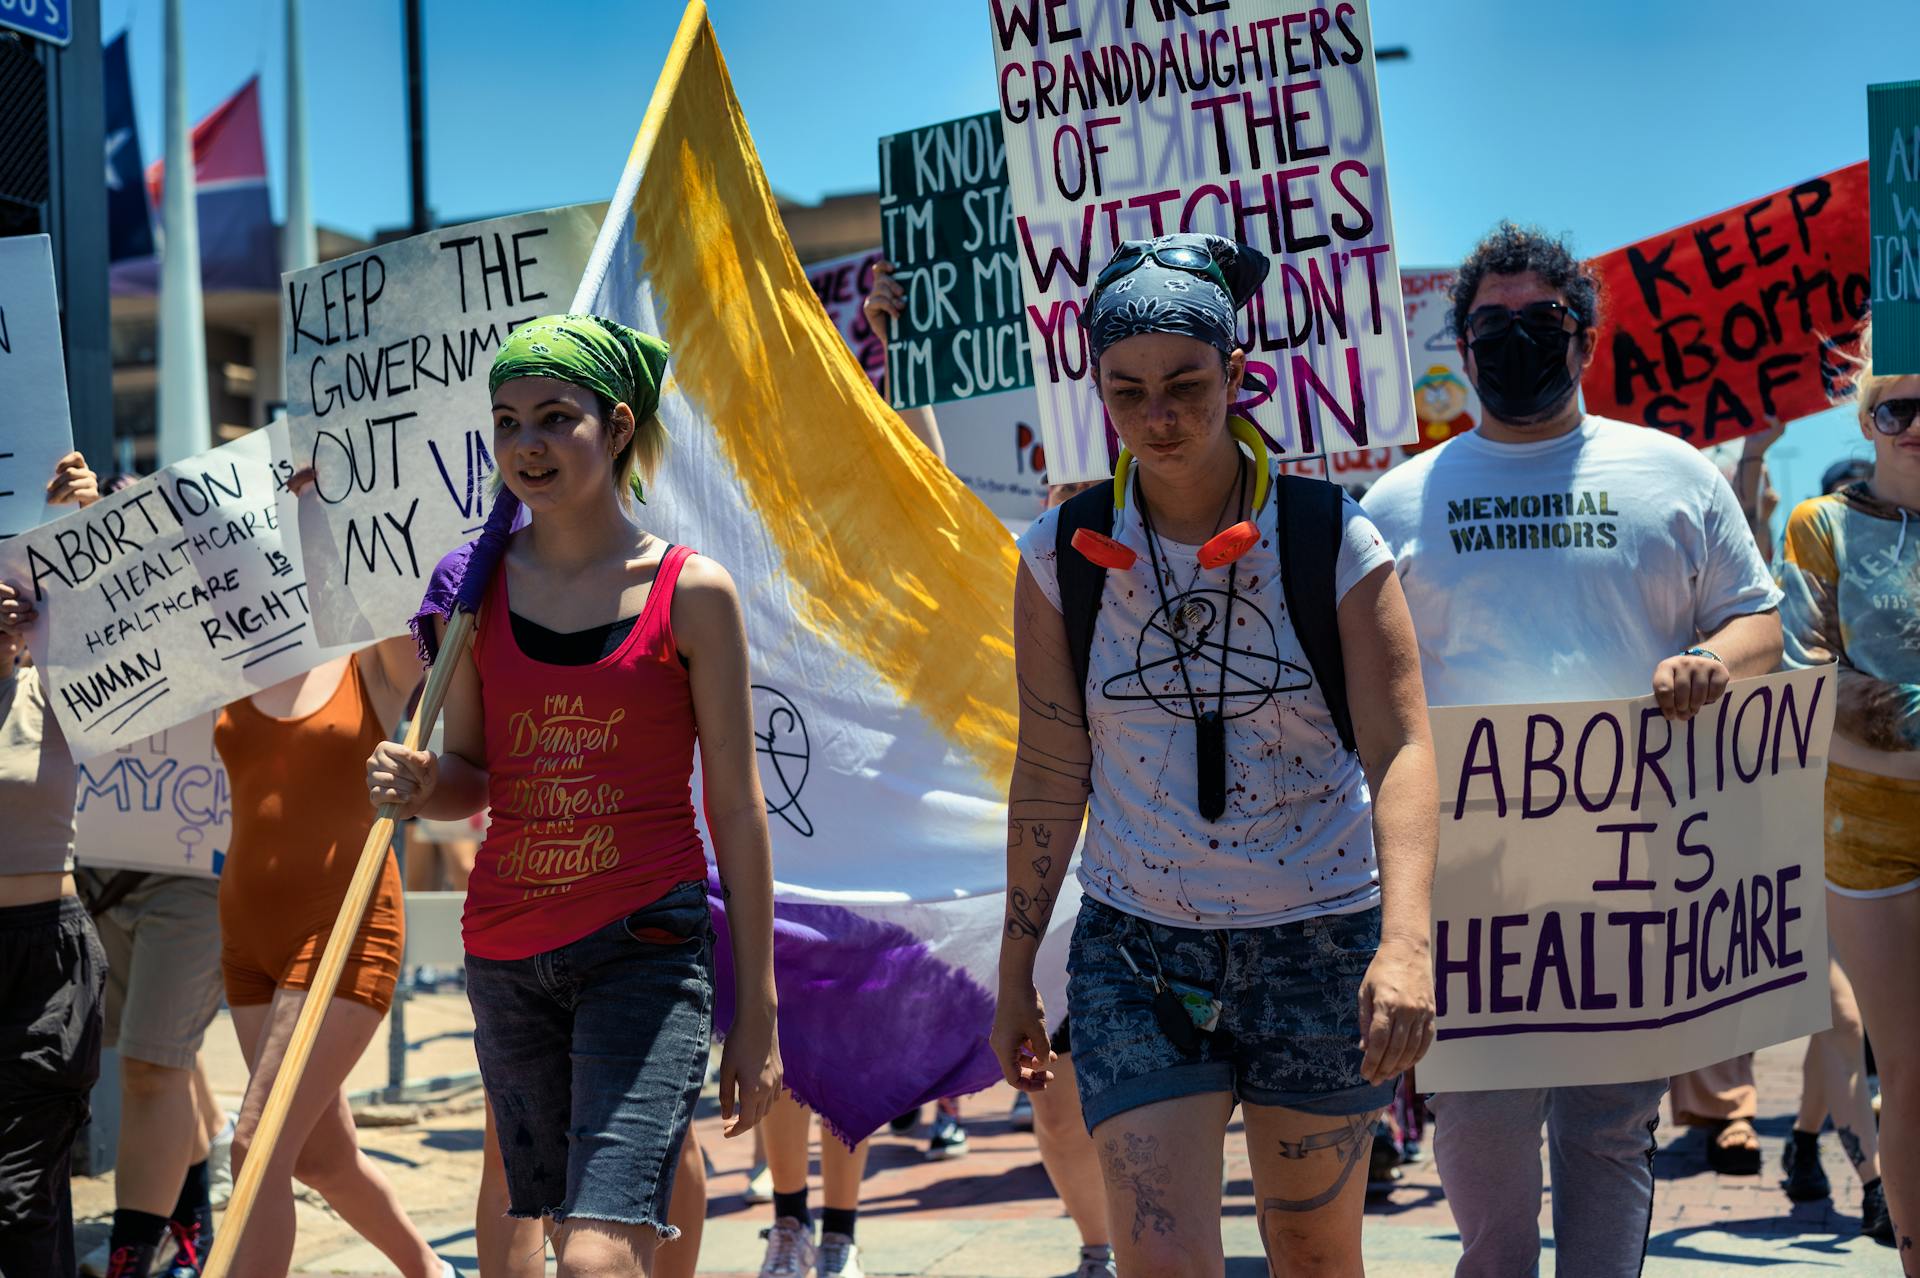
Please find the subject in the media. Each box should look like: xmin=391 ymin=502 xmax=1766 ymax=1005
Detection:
xmin=44 ymin=452 xmax=100 ymax=509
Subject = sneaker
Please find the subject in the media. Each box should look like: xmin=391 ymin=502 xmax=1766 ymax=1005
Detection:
xmin=757 ymin=1216 xmax=816 ymax=1278
xmin=163 ymin=1214 xmax=212 ymax=1277
xmin=888 ymin=1108 xmax=921 ymax=1134
xmin=1366 ymin=1122 xmax=1403 ymax=1196
xmin=743 ymin=1161 xmax=775 ymax=1204
xmin=1008 ymin=1092 xmax=1034 ymax=1133
xmin=79 ymin=1238 xmax=111 ymax=1277
xmin=1781 ymin=1134 xmax=1831 ymax=1203
xmin=817 ymin=1231 xmax=864 ymax=1277
xmin=1861 ymin=1179 xmax=1895 ymax=1245
xmin=102 ymin=1244 xmax=157 ymax=1278
xmin=207 ymin=1114 xmax=236 ymax=1210
xmin=926 ymin=1110 xmax=968 ymax=1161
xmin=1075 ymin=1250 xmax=1119 ymax=1278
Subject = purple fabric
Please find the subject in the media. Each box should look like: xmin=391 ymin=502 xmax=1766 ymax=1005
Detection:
xmin=706 ymin=871 xmax=1003 ymax=1145
xmin=409 ymin=488 xmax=522 ymax=663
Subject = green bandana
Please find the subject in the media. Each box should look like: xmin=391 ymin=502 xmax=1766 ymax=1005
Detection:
xmin=488 ymin=313 xmax=670 ymax=422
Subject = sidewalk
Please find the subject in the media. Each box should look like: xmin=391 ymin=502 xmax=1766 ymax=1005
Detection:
xmin=73 ymin=992 xmax=1894 ymax=1275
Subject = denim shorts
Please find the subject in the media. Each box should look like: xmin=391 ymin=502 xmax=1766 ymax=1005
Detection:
xmin=1066 ymin=895 xmax=1395 ymax=1133
xmin=465 ymin=880 xmax=714 ymax=1234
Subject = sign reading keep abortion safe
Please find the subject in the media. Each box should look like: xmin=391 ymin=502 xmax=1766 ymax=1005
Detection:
xmin=282 ymin=205 xmax=600 ymax=646
xmin=1419 ymin=669 xmax=1834 ymax=1092
xmin=991 ymin=0 xmax=1418 ymax=482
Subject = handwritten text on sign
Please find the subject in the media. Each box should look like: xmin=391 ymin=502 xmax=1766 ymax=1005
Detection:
xmin=1418 ymin=670 xmax=1834 ymax=1092
xmin=806 ymin=248 xmax=890 ymax=389
xmin=282 ymin=205 xmax=600 ymax=646
xmin=0 ymin=426 xmax=351 ymax=757
xmin=1583 ymin=164 xmax=1869 ymax=445
xmin=878 ymin=111 xmax=1034 ymax=409
xmin=991 ymin=0 xmax=1417 ymax=482
xmin=1868 ymin=80 xmax=1920 ymax=373
xmin=0 ymin=235 xmax=77 ymax=535
xmin=76 ymin=712 xmax=230 ymax=879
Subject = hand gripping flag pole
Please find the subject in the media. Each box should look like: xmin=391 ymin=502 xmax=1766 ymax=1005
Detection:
xmin=201 ymin=488 xmax=522 ymax=1278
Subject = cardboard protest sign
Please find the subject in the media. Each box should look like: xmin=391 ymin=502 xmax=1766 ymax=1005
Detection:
xmin=1870 ymin=80 xmax=1920 ymax=374
xmin=0 ymin=425 xmax=354 ymax=757
xmin=0 ymin=235 xmax=78 ymax=535
xmin=940 ymin=386 xmax=1049 ymax=522
xmin=1401 ymin=265 xmax=1476 ymax=452
xmin=992 ymin=0 xmax=1418 ymax=482
xmin=805 ymin=248 xmax=890 ymax=388
xmin=878 ymin=111 xmax=1033 ymax=408
xmin=1583 ymin=164 xmax=1870 ymax=445
xmin=282 ymin=204 xmax=601 ymax=646
xmin=1420 ymin=669 xmax=1834 ymax=1092
xmin=75 ymin=713 xmax=229 ymax=879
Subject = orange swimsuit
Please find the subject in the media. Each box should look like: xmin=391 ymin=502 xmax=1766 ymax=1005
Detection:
xmin=216 ymin=654 xmax=405 ymax=1014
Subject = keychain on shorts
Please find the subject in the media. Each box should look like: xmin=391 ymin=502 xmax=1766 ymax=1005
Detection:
xmin=1120 ymin=937 xmax=1222 ymax=1054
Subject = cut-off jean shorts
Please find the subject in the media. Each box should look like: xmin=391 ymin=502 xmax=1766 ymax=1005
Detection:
xmin=465 ymin=880 xmax=713 ymax=1235
xmin=1065 ymin=895 xmax=1395 ymax=1133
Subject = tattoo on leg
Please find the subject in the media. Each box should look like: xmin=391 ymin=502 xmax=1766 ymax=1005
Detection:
xmin=1103 ymin=1134 xmax=1177 ymax=1244
xmin=1261 ymin=1112 xmax=1377 ymax=1215
xmin=1836 ymin=1125 xmax=1866 ymax=1170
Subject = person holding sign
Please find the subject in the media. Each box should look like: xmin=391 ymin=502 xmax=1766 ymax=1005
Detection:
xmin=1363 ymin=223 xmax=1785 ymax=1276
xmin=1779 ymin=319 xmax=1920 ymax=1252
xmin=366 ymin=315 xmax=781 ymax=1278
xmin=992 ymin=234 xmax=1439 ymax=1277
xmin=0 ymin=453 xmax=105 ymax=1278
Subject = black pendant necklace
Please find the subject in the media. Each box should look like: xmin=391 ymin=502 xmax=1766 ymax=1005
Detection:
xmin=1137 ymin=457 xmax=1247 ymax=822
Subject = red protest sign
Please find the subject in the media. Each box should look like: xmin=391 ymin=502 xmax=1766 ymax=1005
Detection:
xmin=1583 ymin=162 xmax=1870 ymax=445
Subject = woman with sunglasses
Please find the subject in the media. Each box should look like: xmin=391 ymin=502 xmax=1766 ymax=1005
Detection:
xmin=990 ymin=233 xmax=1438 ymax=1276
xmin=1779 ymin=320 xmax=1920 ymax=1253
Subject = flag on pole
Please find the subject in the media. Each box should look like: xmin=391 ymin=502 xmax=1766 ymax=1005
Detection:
xmin=102 ymin=32 xmax=156 ymax=263
xmin=112 ymin=77 xmax=279 ymax=296
xmin=562 ymin=0 xmax=1052 ymax=1141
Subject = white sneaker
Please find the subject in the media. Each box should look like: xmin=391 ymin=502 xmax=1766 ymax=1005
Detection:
xmin=758 ymin=1216 xmax=816 ymax=1278
xmin=817 ymin=1231 xmax=864 ymax=1278
xmin=743 ymin=1161 xmax=775 ymax=1204
xmin=208 ymin=1112 xmax=237 ymax=1209
xmin=1075 ymin=1250 xmax=1118 ymax=1278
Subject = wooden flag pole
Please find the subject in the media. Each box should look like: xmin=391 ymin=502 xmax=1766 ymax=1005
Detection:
xmin=201 ymin=609 xmax=478 ymax=1278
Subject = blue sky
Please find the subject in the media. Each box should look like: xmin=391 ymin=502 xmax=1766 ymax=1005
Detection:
xmin=117 ymin=0 xmax=1910 ymax=525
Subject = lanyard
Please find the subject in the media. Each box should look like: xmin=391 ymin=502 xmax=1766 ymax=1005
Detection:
xmin=1136 ymin=455 xmax=1246 ymax=822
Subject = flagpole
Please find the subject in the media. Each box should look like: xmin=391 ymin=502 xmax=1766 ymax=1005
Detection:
xmin=283 ymin=0 xmax=316 ymax=272
xmin=157 ymin=0 xmax=209 ymax=467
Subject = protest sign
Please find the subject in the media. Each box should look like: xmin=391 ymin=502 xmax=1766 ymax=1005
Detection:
xmin=806 ymin=248 xmax=890 ymax=388
xmin=1401 ymin=265 xmax=1476 ymax=452
xmin=0 ymin=235 xmax=77 ymax=535
xmin=282 ymin=204 xmax=601 ymax=645
xmin=878 ymin=111 xmax=1033 ymax=409
xmin=1583 ymin=164 xmax=1870 ymax=445
xmin=1870 ymin=80 xmax=1920 ymax=374
xmin=75 ymin=713 xmax=229 ymax=879
xmin=1419 ymin=669 xmax=1834 ymax=1092
xmin=940 ymin=386 xmax=1049 ymax=523
xmin=992 ymin=0 xmax=1418 ymax=482
xmin=0 ymin=425 xmax=352 ymax=757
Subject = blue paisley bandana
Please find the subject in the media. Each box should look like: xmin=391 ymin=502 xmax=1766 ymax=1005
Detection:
xmin=1084 ymin=234 xmax=1271 ymax=364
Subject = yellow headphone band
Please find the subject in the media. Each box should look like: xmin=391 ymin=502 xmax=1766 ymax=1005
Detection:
xmin=1113 ymin=416 xmax=1272 ymax=515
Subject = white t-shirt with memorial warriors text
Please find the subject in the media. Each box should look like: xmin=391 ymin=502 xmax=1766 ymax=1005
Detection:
xmin=1361 ymin=416 xmax=1782 ymax=708
xmin=1017 ymin=461 xmax=1392 ymax=930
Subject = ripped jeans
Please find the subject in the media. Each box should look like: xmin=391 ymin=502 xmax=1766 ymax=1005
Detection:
xmin=465 ymin=881 xmax=713 ymax=1234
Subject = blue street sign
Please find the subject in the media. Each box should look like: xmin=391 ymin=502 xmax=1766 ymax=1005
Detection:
xmin=0 ymin=0 xmax=71 ymax=47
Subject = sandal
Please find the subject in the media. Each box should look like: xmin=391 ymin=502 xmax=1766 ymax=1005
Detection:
xmin=1706 ymin=1118 xmax=1762 ymax=1175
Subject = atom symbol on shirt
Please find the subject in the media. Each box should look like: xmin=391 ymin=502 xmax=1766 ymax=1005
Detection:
xmin=752 ymin=684 xmax=813 ymax=838
xmin=1100 ymin=588 xmax=1311 ymax=721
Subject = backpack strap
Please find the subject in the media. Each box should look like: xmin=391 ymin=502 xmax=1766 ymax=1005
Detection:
xmin=1053 ymin=481 xmax=1117 ymax=697
xmin=1274 ymin=474 xmax=1357 ymax=756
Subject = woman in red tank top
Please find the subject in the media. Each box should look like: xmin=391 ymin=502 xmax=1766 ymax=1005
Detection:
xmin=368 ymin=315 xmax=780 ymax=1278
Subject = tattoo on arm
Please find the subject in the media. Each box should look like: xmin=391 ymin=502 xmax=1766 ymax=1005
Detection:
xmin=1103 ymin=1134 xmax=1177 ymax=1243
xmin=1005 ymin=882 xmax=1055 ymax=940
xmin=1019 ymin=674 xmax=1088 ymax=730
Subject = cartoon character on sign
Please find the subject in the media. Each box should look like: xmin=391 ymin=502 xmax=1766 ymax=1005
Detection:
xmin=1408 ymin=365 xmax=1476 ymax=453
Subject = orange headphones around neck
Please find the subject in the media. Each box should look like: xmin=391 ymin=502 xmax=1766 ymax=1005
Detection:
xmin=1072 ymin=417 xmax=1273 ymax=572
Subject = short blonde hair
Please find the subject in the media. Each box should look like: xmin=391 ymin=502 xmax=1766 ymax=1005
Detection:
xmin=1844 ymin=320 xmax=1906 ymax=432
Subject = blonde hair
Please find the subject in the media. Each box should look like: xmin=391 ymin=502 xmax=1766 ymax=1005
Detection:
xmin=1843 ymin=320 xmax=1905 ymax=432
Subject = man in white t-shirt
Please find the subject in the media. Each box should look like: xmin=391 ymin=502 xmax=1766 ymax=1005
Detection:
xmin=1364 ymin=222 xmax=1783 ymax=1277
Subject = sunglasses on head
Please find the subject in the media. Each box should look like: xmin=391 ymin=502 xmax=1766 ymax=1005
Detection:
xmin=1094 ymin=242 xmax=1230 ymax=296
xmin=1871 ymin=397 xmax=1920 ymax=437
xmin=1464 ymin=300 xmax=1584 ymax=344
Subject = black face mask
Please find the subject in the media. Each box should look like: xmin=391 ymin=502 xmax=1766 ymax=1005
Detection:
xmin=1469 ymin=326 xmax=1579 ymax=425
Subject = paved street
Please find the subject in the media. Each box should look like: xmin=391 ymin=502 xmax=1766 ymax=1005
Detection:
xmin=72 ymin=990 xmax=1898 ymax=1275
